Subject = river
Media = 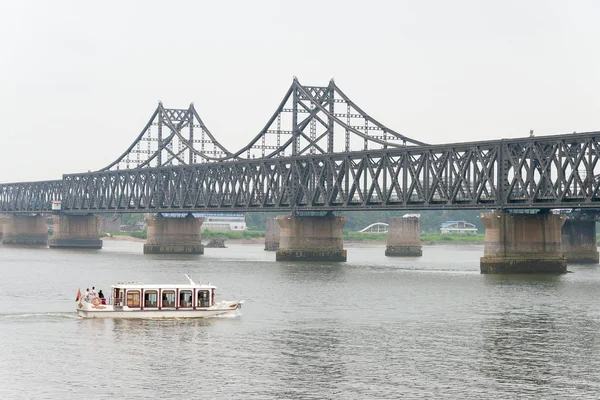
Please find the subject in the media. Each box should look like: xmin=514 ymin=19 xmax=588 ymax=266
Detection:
xmin=1 ymin=240 xmax=599 ymax=399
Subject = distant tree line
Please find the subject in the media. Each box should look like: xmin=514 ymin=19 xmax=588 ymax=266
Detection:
xmin=115 ymin=209 xmax=486 ymax=234
xmin=245 ymin=209 xmax=485 ymax=233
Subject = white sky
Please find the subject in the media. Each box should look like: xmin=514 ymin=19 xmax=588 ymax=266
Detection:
xmin=1 ymin=0 xmax=599 ymax=182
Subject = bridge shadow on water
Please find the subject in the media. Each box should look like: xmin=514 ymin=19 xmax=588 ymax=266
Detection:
xmin=275 ymin=261 xmax=346 ymax=284
xmin=476 ymin=271 xmax=600 ymax=396
xmin=481 ymin=273 xmax=565 ymax=287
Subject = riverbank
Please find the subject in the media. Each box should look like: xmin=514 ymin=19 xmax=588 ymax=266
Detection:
xmin=103 ymin=231 xmax=485 ymax=245
xmin=101 ymin=235 xmax=483 ymax=246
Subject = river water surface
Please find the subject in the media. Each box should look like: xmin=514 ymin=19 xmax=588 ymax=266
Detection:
xmin=1 ymin=240 xmax=599 ymax=399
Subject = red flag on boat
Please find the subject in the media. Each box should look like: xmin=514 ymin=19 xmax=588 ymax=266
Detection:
xmin=76 ymin=288 xmax=82 ymax=301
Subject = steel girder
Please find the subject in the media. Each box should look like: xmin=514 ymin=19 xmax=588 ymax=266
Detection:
xmin=0 ymin=180 xmax=63 ymax=213
xmin=100 ymin=79 xmax=427 ymax=172
xmin=19 ymin=131 xmax=591 ymax=213
xmin=2 ymin=76 xmax=600 ymax=213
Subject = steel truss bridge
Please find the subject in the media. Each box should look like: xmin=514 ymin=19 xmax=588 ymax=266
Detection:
xmin=2 ymin=78 xmax=600 ymax=214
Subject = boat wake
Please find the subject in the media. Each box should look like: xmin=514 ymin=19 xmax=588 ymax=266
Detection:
xmin=213 ymin=310 xmax=243 ymax=318
xmin=0 ymin=312 xmax=79 ymax=320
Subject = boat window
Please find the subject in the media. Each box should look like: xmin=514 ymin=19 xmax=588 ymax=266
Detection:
xmin=180 ymin=290 xmax=192 ymax=308
xmin=144 ymin=290 xmax=158 ymax=308
xmin=198 ymin=290 xmax=210 ymax=307
xmin=162 ymin=290 xmax=175 ymax=308
xmin=127 ymin=290 xmax=140 ymax=308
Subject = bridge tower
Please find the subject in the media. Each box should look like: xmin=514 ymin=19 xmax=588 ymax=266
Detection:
xmin=48 ymin=214 xmax=103 ymax=249
xmin=561 ymin=219 xmax=599 ymax=264
xmin=1 ymin=214 xmax=48 ymax=246
xmin=264 ymin=218 xmax=280 ymax=251
xmin=385 ymin=216 xmax=423 ymax=257
xmin=480 ymin=211 xmax=567 ymax=273
xmin=0 ymin=215 xmax=6 ymax=240
xmin=143 ymin=213 xmax=204 ymax=254
xmin=275 ymin=214 xmax=347 ymax=262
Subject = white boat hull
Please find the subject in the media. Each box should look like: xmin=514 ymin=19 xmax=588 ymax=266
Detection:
xmin=76 ymin=301 xmax=243 ymax=319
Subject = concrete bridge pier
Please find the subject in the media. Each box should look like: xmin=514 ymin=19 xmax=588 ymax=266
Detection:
xmin=385 ymin=216 xmax=423 ymax=257
xmin=0 ymin=215 xmax=6 ymax=240
xmin=2 ymin=214 xmax=48 ymax=246
xmin=48 ymin=214 xmax=103 ymax=249
xmin=143 ymin=213 xmax=204 ymax=254
xmin=561 ymin=219 xmax=599 ymax=264
xmin=264 ymin=218 xmax=280 ymax=251
xmin=276 ymin=214 xmax=347 ymax=261
xmin=480 ymin=211 xmax=567 ymax=274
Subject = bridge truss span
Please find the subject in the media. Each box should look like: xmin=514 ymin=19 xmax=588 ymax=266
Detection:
xmin=101 ymin=78 xmax=426 ymax=171
xmin=56 ymin=131 xmax=600 ymax=212
xmin=3 ymin=78 xmax=600 ymax=213
xmin=0 ymin=180 xmax=63 ymax=213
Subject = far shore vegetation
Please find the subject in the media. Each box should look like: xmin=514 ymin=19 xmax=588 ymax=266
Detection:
xmin=101 ymin=211 xmax=600 ymax=244
xmin=102 ymin=229 xmax=486 ymax=243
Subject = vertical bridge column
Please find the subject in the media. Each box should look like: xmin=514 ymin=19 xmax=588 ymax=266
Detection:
xmin=562 ymin=219 xmax=599 ymax=264
xmin=2 ymin=214 xmax=48 ymax=246
xmin=480 ymin=211 xmax=567 ymax=273
xmin=0 ymin=215 xmax=6 ymax=241
xmin=48 ymin=214 xmax=103 ymax=249
xmin=276 ymin=215 xmax=347 ymax=261
xmin=144 ymin=213 xmax=204 ymax=254
xmin=264 ymin=217 xmax=280 ymax=251
xmin=385 ymin=216 xmax=423 ymax=257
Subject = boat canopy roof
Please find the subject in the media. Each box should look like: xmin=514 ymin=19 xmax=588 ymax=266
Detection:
xmin=111 ymin=283 xmax=217 ymax=290
xmin=108 ymin=275 xmax=216 ymax=290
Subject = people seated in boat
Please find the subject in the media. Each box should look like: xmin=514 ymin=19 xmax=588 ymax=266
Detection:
xmin=180 ymin=293 xmax=190 ymax=307
xmin=91 ymin=287 xmax=97 ymax=296
xmin=98 ymin=290 xmax=106 ymax=305
xmin=84 ymin=288 xmax=91 ymax=302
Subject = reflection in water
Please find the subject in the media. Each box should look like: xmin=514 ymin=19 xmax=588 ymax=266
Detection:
xmin=275 ymin=324 xmax=345 ymax=398
xmin=481 ymin=311 xmax=559 ymax=388
xmin=2 ymin=242 xmax=600 ymax=398
xmin=479 ymin=287 xmax=600 ymax=397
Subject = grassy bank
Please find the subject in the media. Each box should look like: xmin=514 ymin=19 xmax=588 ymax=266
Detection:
xmin=344 ymin=232 xmax=484 ymax=243
xmin=106 ymin=230 xmax=484 ymax=244
xmin=421 ymin=233 xmax=484 ymax=243
xmin=104 ymin=231 xmax=148 ymax=239
xmin=202 ymin=230 xmax=264 ymax=239
xmin=105 ymin=230 xmax=264 ymax=240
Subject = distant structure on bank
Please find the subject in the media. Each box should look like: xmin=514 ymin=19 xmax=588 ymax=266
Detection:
xmin=100 ymin=216 xmax=121 ymax=233
xmin=359 ymin=222 xmax=389 ymax=233
xmin=440 ymin=221 xmax=478 ymax=235
xmin=197 ymin=213 xmax=247 ymax=232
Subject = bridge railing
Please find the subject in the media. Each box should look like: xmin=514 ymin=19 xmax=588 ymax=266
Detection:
xmin=0 ymin=180 xmax=63 ymax=213
xmin=3 ymin=133 xmax=600 ymax=213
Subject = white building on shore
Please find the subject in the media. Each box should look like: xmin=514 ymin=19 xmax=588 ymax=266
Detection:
xmin=197 ymin=213 xmax=247 ymax=232
xmin=153 ymin=213 xmax=248 ymax=232
xmin=440 ymin=220 xmax=478 ymax=235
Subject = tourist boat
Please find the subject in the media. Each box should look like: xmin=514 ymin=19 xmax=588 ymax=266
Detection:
xmin=76 ymin=275 xmax=244 ymax=319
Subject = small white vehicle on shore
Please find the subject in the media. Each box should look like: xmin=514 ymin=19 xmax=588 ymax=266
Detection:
xmin=76 ymin=275 xmax=244 ymax=319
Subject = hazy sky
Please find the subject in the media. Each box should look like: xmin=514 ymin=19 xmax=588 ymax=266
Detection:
xmin=1 ymin=0 xmax=599 ymax=182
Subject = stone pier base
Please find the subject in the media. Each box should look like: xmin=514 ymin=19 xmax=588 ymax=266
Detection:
xmin=143 ymin=213 xmax=204 ymax=254
xmin=2 ymin=214 xmax=48 ymax=245
xmin=385 ymin=216 xmax=423 ymax=257
xmin=264 ymin=217 xmax=280 ymax=251
xmin=561 ymin=220 xmax=599 ymax=264
xmin=480 ymin=211 xmax=567 ymax=274
xmin=48 ymin=214 xmax=103 ymax=249
xmin=385 ymin=245 xmax=423 ymax=257
xmin=275 ymin=215 xmax=347 ymax=262
xmin=0 ymin=215 xmax=6 ymax=240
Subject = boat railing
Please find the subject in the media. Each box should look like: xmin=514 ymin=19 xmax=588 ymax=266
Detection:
xmin=111 ymin=297 xmax=124 ymax=306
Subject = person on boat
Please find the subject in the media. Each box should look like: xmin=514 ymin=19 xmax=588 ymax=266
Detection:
xmin=98 ymin=290 xmax=106 ymax=305
xmin=91 ymin=287 xmax=97 ymax=296
xmin=84 ymin=288 xmax=91 ymax=302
